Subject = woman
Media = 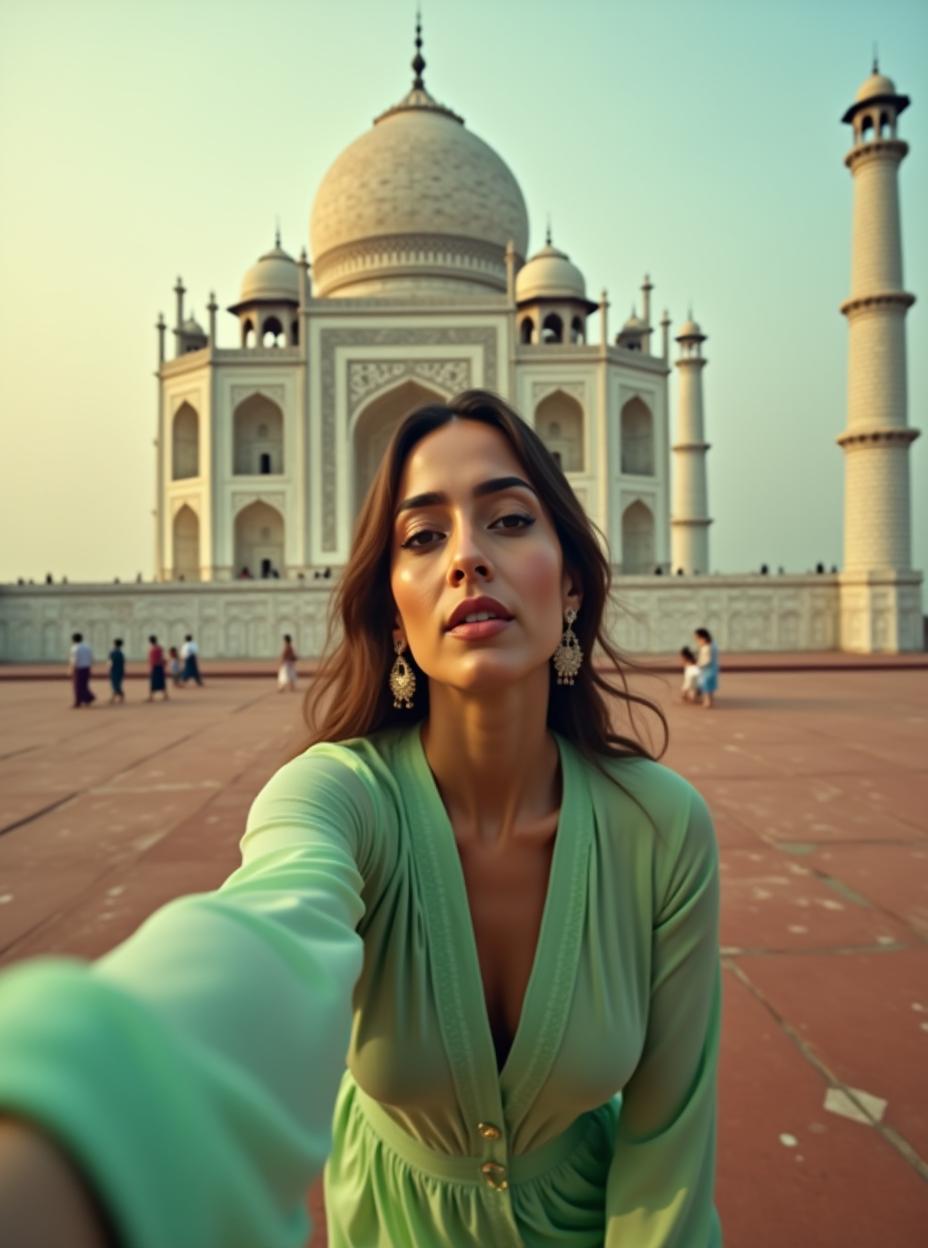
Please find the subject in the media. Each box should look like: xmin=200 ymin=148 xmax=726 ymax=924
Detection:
xmin=277 ymin=633 xmax=299 ymax=692
xmin=694 ymin=627 xmax=720 ymax=709
xmin=0 ymin=391 xmax=721 ymax=1247
xmin=145 ymin=634 xmax=169 ymax=702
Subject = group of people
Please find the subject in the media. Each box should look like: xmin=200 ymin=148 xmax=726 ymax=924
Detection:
xmin=680 ymin=627 xmax=720 ymax=708
xmin=67 ymin=633 xmax=203 ymax=708
xmin=67 ymin=632 xmax=301 ymax=706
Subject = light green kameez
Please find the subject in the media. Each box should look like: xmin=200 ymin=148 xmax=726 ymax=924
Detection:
xmin=0 ymin=723 xmax=722 ymax=1247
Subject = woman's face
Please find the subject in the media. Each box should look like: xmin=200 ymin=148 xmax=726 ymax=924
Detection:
xmin=390 ymin=419 xmax=580 ymax=694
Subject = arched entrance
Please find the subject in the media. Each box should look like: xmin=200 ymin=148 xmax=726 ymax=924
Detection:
xmin=353 ymin=379 xmax=445 ymax=515
xmin=621 ymin=397 xmax=654 ymax=475
xmin=234 ymin=500 xmax=284 ymax=578
xmin=171 ymin=402 xmax=199 ymax=479
xmin=622 ymin=500 xmax=655 ymax=574
xmin=172 ymin=504 xmax=200 ymax=580
xmin=535 ymin=390 xmax=584 ymax=472
xmin=233 ymin=393 xmax=284 ymax=475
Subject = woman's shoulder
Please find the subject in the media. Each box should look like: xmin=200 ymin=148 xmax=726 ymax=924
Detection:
xmin=575 ymin=746 xmax=716 ymax=866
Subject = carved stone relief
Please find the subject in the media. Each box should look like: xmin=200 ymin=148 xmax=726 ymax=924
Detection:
xmin=230 ymin=384 xmax=286 ymax=410
xmin=530 ymin=380 xmax=585 ymax=408
xmin=348 ymin=358 xmax=472 ymax=416
xmin=231 ymin=492 xmax=286 ymax=517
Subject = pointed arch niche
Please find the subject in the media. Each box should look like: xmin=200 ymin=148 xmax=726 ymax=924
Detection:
xmin=171 ymin=401 xmax=199 ymax=479
xmin=233 ymin=393 xmax=284 ymax=475
xmin=353 ymin=378 xmax=445 ymax=516
xmin=535 ymin=389 xmax=584 ymax=472
xmin=234 ymin=500 xmax=284 ymax=579
xmin=622 ymin=500 xmax=655 ymax=574
xmin=621 ymin=396 xmax=654 ymax=475
xmin=172 ymin=503 xmax=200 ymax=580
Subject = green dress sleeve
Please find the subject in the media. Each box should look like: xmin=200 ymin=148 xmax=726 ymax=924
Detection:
xmin=0 ymin=747 xmax=375 ymax=1248
xmin=605 ymin=783 xmax=723 ymax=1247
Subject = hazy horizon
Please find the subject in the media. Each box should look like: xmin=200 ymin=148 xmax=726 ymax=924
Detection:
xmin=1 ymin=0 xmax=925 ymax=596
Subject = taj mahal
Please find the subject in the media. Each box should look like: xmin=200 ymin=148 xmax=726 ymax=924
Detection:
xmin=0 ymin=37 xmax=921 ymax=659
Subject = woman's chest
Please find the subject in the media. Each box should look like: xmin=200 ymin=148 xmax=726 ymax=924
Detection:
xmin=456 ymin=831 xmax=556 ymax=1065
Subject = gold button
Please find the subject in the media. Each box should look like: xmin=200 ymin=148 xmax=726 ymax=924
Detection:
xmin=477 ymin=1121 xmax=502 ymax=1140
xmin=481 ymin=1161 xmax=509 ymax=1191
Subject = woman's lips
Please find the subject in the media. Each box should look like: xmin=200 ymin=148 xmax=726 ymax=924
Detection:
xmin=445 ymin=618 xmax=513 ymax=641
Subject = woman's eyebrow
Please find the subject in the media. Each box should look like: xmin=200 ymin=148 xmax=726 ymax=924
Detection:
xmin=396 ymin=475 xmax=537 ymax=515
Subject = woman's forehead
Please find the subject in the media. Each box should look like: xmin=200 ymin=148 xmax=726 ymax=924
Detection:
xmin=400 ymin=421 xmax=522 ymax=489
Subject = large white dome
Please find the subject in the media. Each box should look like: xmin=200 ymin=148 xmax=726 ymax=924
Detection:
xmin=310 ymin=55 xmax=529 ymax=298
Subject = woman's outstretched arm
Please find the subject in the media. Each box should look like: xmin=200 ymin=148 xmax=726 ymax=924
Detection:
xmin=0 ymin=746 xmax=381 ymax=1248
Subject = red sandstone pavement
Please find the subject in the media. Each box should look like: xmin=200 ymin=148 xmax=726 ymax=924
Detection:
xmin=0 ymin=669 xmax=926 ymax=1246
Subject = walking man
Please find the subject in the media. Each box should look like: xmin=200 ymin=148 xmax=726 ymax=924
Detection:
xmin=180 ymin=634 xmax=204 ymax=687
xmin=68 ymin=632 xmax=95 ymax=708
xmin=108 ymin=638 xmax=126 ymax=704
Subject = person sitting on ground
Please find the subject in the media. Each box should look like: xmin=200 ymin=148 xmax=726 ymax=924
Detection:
xmin=108 ymin=639 xmax=126 ymax=705
xmin=694 ymin=627 xmax=720 ymax=710
xmin=146 ymin=635 xmax=169 ymax=703
xmin=680 ymin=645 xmax=701 ymax=704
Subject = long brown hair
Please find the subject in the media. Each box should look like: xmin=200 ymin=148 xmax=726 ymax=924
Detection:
xmin=292 ymin=390 xmax=668 ymax=772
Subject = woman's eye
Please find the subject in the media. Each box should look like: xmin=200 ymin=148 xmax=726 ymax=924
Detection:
xmin=402 ymin=529 xmax=440 ymax=549
xmin=400 ymin=513 xmax=534 ymax=550
xmin=491 ymin=513 xmax=535 ymax=531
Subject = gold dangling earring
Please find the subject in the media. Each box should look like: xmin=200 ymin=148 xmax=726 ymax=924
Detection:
xmin=552 ymin=607 xmax=583 ymax=686
xmin=389 ymin=637 xmax=416 ymax=709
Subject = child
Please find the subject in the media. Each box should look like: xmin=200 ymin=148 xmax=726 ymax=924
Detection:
xmin=680 ymin=645 xmax=700 ymax=703
xmin=168 ymin=646 xmax=183 ymax=687
xmin=277 ymin=634 xmax=298 ymax=692
xmin=108 ymin=638 xmax=126 ymax=705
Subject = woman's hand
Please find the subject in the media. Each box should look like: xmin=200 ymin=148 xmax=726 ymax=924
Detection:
xmin=0 ymin=1117 xmax=114 ymax=1248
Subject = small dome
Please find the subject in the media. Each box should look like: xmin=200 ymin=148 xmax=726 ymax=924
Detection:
xmin=622 ymin=312 xmax=647 ymax=332
xmin=240 ymin=243 xmax=299 ymax=304
xmin=676 ymin=318 xmax=704 ymax=339
xmin=182 ymin=315 xmax=205 ymax=335
xmin=855 ymin=70 xmax=897 ymax=103
xmin=516 ymin=242 xmax=588 ymax=303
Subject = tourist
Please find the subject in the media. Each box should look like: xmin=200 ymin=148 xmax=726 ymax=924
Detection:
xmin=146 ymin=634 xmax=169 ymax=702
xmin=108 ymin=638 xmax=126 ymax=705
xmin=168 ymin=645 xmax=183 ymax=687
xmin=680 ymin=644 xmax=701 ymax=703
xmin=277 ymin=633 xmax=298 ymax=692
xmin=694 ymin=626 xmax=720 ymax=709
xmin=67 ymin=632 xmax=95 ymax=709
xmin=180 ymin=634 xmax=203 ymax=687
xmin=0 ymin=391 xmax=721 ymax=1247
xmin=238 ymin=565 xmax=253 ymax=579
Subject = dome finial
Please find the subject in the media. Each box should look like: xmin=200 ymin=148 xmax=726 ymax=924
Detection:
xmin=545 ymin=214 xmax=552 ymax=246
xmin=412 ymin=7 xmax=426 ymax=90
xmin=872 ymin=41 xmax=878 ymax=74
xmin=275 ymin=217 xmax=281 ymax=249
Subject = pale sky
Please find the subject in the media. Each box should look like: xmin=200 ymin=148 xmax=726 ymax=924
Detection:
xmin=1 ymin=0 xmax=925 ymax=592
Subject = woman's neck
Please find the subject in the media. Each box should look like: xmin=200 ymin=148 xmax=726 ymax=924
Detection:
xmin=421 ymin=673 xmax=560 ymax=849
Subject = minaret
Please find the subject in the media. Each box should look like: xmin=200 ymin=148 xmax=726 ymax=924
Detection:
xmin=838 ymin=61 xmax=921 ymax=651
xmin=670 ymin=315 xmax=711 ymax=575
xmin=640 ymin=274 xmax=653 ymax=353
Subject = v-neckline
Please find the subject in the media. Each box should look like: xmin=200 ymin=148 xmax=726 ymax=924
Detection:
xmin=405 ymin=721 xmax=591 ymax=1129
